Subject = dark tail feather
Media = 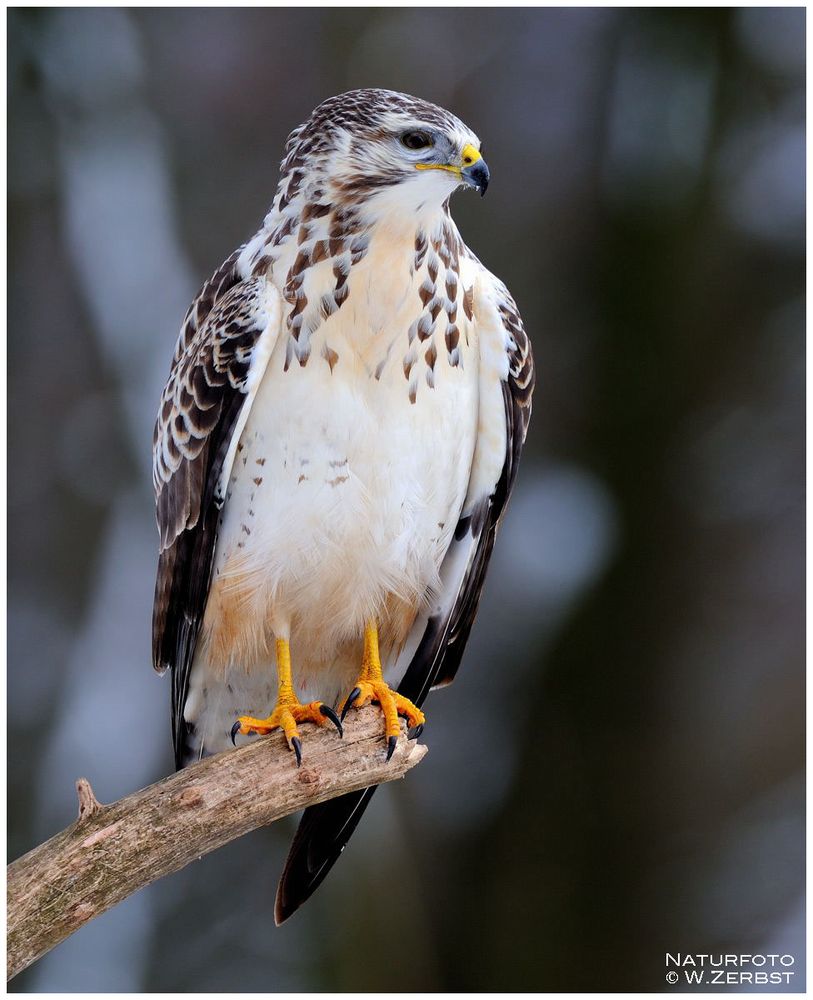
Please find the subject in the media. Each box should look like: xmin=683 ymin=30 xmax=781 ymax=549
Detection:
xmin=274 ymin=785 xmax=378 ymax=924
xmin=274 ymin=610 xmax=465 ymax=922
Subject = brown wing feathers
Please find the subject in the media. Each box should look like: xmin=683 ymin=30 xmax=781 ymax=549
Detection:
xmin=151 ymin=261 xmax=274 ymax=766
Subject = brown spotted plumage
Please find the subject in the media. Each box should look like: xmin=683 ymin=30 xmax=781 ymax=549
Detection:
xmin=150 ymin=89 xmax=534 ymax=923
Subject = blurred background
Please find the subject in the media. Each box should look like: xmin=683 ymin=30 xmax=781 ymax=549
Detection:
xmin=8 ymin=7 xmax=805 ymax=992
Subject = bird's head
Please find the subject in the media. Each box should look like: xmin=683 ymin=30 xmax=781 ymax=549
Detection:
xmin=276 ymin=89 xmax=489 ymax=220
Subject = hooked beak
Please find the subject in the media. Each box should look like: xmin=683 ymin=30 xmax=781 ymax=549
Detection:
xmin=461 ymin=158 xmax=490 ymax=197
xmin=460 ymin=142 xmax=489 ymax=196
xmin=414 ymin=141 xmax=490 ymax=196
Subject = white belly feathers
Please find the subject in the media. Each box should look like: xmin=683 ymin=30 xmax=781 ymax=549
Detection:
xmin=215 ymin=342 xmax=476 ymax=651
xmin=184 ymin=220 xmax=480 ymax=755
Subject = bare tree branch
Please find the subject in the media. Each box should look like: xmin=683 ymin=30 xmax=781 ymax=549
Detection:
xmin=7 ymin=708 xmax=427 ymax=981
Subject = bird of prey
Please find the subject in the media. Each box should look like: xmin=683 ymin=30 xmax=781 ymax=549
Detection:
xmin=152 ymin=88 xmax=534 ymax=922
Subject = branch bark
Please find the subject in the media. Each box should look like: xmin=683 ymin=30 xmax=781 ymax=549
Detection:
xmin=7 ymin=707 xmax=427 ymax=981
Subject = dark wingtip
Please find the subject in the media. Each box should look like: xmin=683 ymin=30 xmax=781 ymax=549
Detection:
xmin=274 ymin=891 xmax=292 ymax=926
xmin=275 ymin=787 xmax=380 ymax=925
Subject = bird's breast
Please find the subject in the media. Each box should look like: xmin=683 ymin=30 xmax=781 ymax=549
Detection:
xmin=204 ymin=299 xmax=479 ymax=670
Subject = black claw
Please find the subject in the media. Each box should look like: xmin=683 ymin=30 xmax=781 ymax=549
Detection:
xmin=230 ymin=721 xmax=241 ymax=746
xmin=341 ymin=687 xmax=361 ymax=722
xmin=407 ymin=723 xmax=424 ymax=741
xmin=319 ymin=704 xmax=343 ymax=737
xmin=291 ymin=736 xmax=302 ymax=767
xmin=386 ymin=735 xmax=398 ymax=762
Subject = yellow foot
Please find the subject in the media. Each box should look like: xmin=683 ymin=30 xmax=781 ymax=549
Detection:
xmin=341 ymin=680 xmax=425 ymax=761
xmin=230 ymin=700 xmax=342 ymax=766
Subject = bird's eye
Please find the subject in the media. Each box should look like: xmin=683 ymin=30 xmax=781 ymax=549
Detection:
xmin=401 ymin=131 xmax=432 ymax=151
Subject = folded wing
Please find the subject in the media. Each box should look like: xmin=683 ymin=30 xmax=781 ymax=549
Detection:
xmin=152 ymin=261 xmax=282 ymax=766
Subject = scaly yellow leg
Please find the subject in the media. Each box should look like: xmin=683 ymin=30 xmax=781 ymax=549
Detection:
xmin=230 ymin=638 xmax=342 ymax=765
xmin=341 ymin=621 xmax=425 ymax=760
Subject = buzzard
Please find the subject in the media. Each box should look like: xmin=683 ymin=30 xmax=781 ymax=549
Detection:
xmin=152 ymin=89 xmax=534 ymax=922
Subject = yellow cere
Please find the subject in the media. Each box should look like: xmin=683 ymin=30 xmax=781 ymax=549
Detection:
xmin=415 ymin=142 xmax=482 ymax=175
xmin=461 ymin=143 xmax=481 ymax=166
